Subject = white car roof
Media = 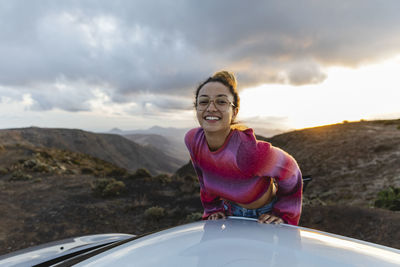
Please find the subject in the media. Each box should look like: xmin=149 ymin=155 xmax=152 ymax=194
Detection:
xmin=75 ymin=217 xmax=400 ymax=267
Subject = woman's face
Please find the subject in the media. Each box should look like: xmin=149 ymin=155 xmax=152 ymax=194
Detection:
xmin=196 ymin=82 xmax=237 ymax=134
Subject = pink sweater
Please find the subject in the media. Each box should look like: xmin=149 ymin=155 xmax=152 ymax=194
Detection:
xmin=184 ymin=127 xmax=302 ymax=225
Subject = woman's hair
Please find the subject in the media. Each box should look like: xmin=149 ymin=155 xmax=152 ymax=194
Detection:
xmin=195 ymin=70 xmax=247 ymax=130
xmin=194 ymin=70 xmax=240 ymax=110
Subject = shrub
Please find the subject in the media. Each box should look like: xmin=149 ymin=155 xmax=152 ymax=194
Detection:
xmin=0 ymin=167 xmax=8 ymax=176
xmin=154 ymin=174 xmax=171 ymax=184
xmin=128 ymin=168 xmax=152 ymax=179
xmin=106 ymin=168 xmax=128 ymax=177
xmin=383 ymin=120 xmax=395 ymax=125
xmin=144 ymin=206 xmax=165 ymax=220
xmin=374 ymin=187 xmax=400 ymax=211
xmin=179 ymin=175 xmax=199 ymax=193
xmin=9 ymin=171 xmax=32 ymax=181
xmin=397 ymin=125 xmax=400 ymax=130
xmin=92 ymin=178 xmax=126 ymax=197
xmin=71 ymin=158 xmax=81 ymax=165
xmin=32 ymin=161 xmax=50 ymax=173
xmin=38 ymin=151 xmax=52 ymax=159
xmin=185 ymin=212 xmax=202 ymax=223
xmin=81 ymin=167 xmax=94 ymax=174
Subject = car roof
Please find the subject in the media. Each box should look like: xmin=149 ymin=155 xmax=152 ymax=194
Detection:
xmin=73 ymin=217 xmax=400 ymax=267
xmin=0 ymin=233 xmax=134 ymax=267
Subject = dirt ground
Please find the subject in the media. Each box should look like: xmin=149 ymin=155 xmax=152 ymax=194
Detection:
xmin=1 ymin=171 xmax=399 ymax=256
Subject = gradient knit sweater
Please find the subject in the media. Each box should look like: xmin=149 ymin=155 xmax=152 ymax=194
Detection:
xmin=184 ymin=127 xmax=302 ymax=225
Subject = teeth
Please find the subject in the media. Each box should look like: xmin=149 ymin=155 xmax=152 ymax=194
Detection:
xmin=205 ymin=116 xmax=220 ymax=120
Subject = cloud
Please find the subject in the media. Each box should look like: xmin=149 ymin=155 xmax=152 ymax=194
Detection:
xmin=1 ymin=0 xmax=400 ymax=113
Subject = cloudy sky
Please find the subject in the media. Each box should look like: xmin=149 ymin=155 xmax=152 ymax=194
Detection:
xmin=1 ymin=0 xmax=400 ymax=135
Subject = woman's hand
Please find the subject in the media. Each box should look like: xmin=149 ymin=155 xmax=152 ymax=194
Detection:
xmin=257 ymin=213 xmax=284 ymax=224
xmin=208 ymin=212 xmax=226 ymax=220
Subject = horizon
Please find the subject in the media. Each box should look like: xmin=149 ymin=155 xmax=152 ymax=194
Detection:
xmin=1 ymin=117 xmax=398 ymax=139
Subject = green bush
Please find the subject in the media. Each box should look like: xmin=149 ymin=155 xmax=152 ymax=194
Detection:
xmin=154 ymin=174 xmax=171 ymax=184
xmin=107 ymin=168 xmax=128 ymax=177
xmin=397 ymin=125 xmax=400 ymax=130
xmin=9 ymin=171 xmax=32 ymax=181
xmin=185 ymin=212 xmax=202 ymax=223
xmin=383 ymin=120 xmax=395 ymax=125
xmin=0 ymin=167 xmax=8 ymax=176
xmin=92 ymin=178 xmax=126 ymax=197
xmin=22 ymin=159 xmax=49 ymax=173
xmin=374 ymin=187 xmax=400 ymax=211
xmin=179 ymin=175 xmax=199 ymax=193
xmin=144 ymin=206 xmax=165 ymax=220
xmin=128 ymin=168 xmax=152 ymax=179
xmin=81 ymin=167 xmax=94 ymax=174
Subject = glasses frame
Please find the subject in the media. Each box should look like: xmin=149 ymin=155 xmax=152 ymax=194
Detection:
xmin=196 ymin=96 xmax=236 ymax=111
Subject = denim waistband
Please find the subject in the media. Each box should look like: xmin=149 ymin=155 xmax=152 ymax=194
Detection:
xmin=223 ymin=197 xmax=277 ymax=219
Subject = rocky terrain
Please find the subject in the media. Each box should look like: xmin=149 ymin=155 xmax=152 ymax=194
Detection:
xmin=0 ymin=127 xmax=184 ymax=175
xmin=0 ymin=119 xmax=399 ymax=255
xmin=0 ymin=144 xmax=201 ymax=255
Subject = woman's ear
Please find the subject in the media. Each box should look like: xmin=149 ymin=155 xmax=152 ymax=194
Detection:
xmin=232 ymin=107 xmax=239 ymax=120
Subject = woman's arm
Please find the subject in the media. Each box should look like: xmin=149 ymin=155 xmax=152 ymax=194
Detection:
xmin=257 ymin=144 xmax=303 ymax=225
xmin=196 ymin=164 xmax=225 ymax=219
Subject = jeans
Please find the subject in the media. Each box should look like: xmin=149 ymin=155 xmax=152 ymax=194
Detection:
xmin=223 ymin=198 xmax=277 ymax=219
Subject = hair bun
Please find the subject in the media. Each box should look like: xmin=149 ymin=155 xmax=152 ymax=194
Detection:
xmin=212 ymin=70 xmax=237 ymax=90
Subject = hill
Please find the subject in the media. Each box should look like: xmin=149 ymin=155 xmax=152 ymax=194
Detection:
xmin=0 ymin=127 xmax=183 ymax=175
xmin=1 ymin=120 xmax=399 ymax=255
xmin=0 ymin=144 xmax=202 ymax=255
xmin=261 ymin=119 xmax=400 ymax=207
xmin=108 ymin=126 xmax=190 ymax=163
xmin=123 ymin=133 xmax=188 ymax=164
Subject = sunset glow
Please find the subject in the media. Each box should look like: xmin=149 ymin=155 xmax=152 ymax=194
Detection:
xmin=239 ymin=55 xmax=400 ymax=131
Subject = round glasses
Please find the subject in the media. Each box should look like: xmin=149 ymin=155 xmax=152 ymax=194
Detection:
xmin=196 ymin=96 xmax=236 ymax=111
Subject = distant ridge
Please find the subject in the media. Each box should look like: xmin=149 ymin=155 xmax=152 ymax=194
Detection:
xmin=0 ymin=127 xmax=182 ymax=174
xmin=108 ymin=126 xmax=191 ymax=162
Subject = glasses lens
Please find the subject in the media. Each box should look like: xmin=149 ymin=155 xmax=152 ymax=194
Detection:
xmin=197 ymin=97 xmax=231 ymax=111
xmin=197 ymin=97 xmax=210 ymax=111
xmin=215 ymin=97 xmax=229 ymax=108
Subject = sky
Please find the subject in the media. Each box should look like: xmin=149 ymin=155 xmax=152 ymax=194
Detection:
xmin=1 ymin=0 xmax=400 ymax=135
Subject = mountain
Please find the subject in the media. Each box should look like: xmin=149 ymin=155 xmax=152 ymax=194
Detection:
xmin=107 ymin=126 xmax=191 ymax=163
xmin=0 ymin=127 xmax=182 ymax=174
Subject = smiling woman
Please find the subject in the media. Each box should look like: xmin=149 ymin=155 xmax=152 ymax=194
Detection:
xmin=185 ymin=70 xmax=303 ymax=225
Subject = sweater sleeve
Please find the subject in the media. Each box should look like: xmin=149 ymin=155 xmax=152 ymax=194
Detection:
xmin=193 ymin=162 xmax=225 ymax=219
xmin=256 ymin=144 xmax=303 ymax=225
xmin=184 ymin=129 xmax=225 ymax=219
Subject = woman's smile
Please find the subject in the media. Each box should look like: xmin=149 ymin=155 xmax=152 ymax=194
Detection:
xmin=204 ymin=115 xmax=221 ymax=121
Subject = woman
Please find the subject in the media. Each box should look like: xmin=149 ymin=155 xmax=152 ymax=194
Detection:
xmin=185 ymin=71 xmax=302 ymax=225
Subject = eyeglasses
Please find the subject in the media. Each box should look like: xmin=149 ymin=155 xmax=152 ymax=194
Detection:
xmin=196 ymin=96 xmax=236 ymax=111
